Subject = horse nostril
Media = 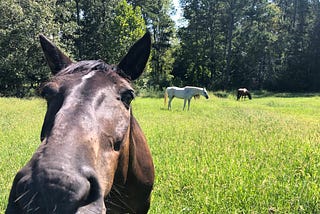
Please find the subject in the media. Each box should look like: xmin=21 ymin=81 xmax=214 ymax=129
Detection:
xmin=80 ymin=167 xmax=102 ymax=207
xmin=84 ymin=176 xmax=101 ymax=205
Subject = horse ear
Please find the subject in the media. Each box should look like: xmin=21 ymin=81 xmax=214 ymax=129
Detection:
xmin=118 ymin=32 xmax=151 ymax=80
xmin=39 ymin=34 xmax=73 ymax=75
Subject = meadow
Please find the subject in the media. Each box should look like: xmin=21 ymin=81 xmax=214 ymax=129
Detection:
xmin=0 ymin=93 xmax=320 ymax=213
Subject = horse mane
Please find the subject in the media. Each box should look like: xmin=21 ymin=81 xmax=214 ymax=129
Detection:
xmin=57 ymin=60 xmax=112 ymax=75
xmin=49 ymin=60 xmax=132 ymax=83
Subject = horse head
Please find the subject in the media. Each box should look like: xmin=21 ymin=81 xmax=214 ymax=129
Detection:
xmin=203 ymin=88 xmax=209 ymax=99
xmin=6 ymin=33 xmax=154 ymax=213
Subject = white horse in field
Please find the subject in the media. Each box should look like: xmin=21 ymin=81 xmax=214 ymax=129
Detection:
xmin=164 ymin=86 xmax=209 ymax=110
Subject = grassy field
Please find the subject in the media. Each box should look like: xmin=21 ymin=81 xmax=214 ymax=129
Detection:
xmin=1 ymin=93 xmax=320 ymax=213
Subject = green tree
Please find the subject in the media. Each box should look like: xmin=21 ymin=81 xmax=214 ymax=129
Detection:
xmin=54 ymin=0 xmax=78 ymax=57
xmin=0 ymin=0 xmax=59 ymax=96
xmin=101 ymin=0 xmax=146 ymax=64
xmin=175 ymin=0 xmax=320 ymax=91
xmin=129 ymin=0 xmax=175 ymax=90
xmin=307 ymin=0 xmax=320 ymax=91
xmin=174 ymin=0 xmax=224 ymax=89
xmin=74 ymin=0 xmax=146 ymax=64
xmin=230 ymin=1 xmax=282 ymax=89
xmin=75 ymin=0 xmax=117 ymax=60
xmin=274 ymin=0 xmax=312 ymax=91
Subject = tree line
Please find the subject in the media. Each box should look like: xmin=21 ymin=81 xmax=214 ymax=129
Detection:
xmin=174 ymin=0 xmax=320 ymax=91
xmin=0 ymin=0 xmax=319 ymax=97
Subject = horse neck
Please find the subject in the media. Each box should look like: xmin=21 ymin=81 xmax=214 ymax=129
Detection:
xmin=194 ymin=87 xmax=204 ymax=95
xmin=129 ymin=114 xmax=154 ymax=183
xmin=186 ymin=86 xmax=201 ymax=90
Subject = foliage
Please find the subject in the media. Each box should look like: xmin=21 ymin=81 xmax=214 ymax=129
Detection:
xmin=1 ymin=0 xmax=320 ymax=96
xmin=0 ymin=0 xmax=146 ymax=96
xmin=0 ymin=0 xmax=59 ymax=97
xmin=102 ymin=0 xmax=146 ymax=64
xmin=74 ymin=0 xmax=117 ymax=60
xmin=174 ymin=0 xmax=320 ymax=91
xmin=1 ymin=95 xmax=320 ymax=212
xmin=129 ymin=0 xmax=176 ymax=90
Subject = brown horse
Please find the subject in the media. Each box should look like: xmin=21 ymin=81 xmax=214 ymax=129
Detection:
xmin=6 ymin=33 xmax=154 ymax=213
xmin=237 ymin=88 xmax=252 ymax=100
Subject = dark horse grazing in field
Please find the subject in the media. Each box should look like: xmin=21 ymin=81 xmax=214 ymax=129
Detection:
xmin=237 ymin=88 xmax=252 ymax=100
xmin=6 ymin=33 xmax=154 ymax=213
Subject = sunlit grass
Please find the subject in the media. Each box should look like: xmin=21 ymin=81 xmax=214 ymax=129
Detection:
xmin=1 ymin=94 xmax=320 ymax=213
xmin=134 ymin=94 xmax=320 ymax=213
xmin=0 ymin=98 xmax=46 ymax=212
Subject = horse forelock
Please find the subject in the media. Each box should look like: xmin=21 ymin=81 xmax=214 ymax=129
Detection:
xmin=40 ymin=59 xmax=133 ymax=97
xmin=53 ymin=60 xmax=120 ymax=80
xmin=59 ymin=60 xmax=113 ymax=75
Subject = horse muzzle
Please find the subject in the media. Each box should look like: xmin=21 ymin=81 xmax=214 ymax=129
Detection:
xmin=6 ymin=165 xmax=105 ymax=214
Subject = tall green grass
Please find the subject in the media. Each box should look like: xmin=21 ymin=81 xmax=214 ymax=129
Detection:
xmin=1 ymin=94 xmax=320 ymax=213
xmin=0 ymin=98 xmax=46 ymax=212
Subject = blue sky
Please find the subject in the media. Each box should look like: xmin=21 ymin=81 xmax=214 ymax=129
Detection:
xmin=172 ymin=0 xmax=184 ymax=27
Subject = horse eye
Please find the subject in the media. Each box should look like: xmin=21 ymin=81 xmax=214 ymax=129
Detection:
xmin=114 ymin=141 xmax=121 ymax=151
xmin=121 ymin=90 xmax=135 ymax=107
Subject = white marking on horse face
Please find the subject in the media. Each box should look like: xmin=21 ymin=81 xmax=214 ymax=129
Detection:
xmin=203 ymin=88 xmax=209 ymax=98
xmin=59 ymin=71 xmax=97 ymax=111
xmin=82 ymin=71 xmax=97 ymax=80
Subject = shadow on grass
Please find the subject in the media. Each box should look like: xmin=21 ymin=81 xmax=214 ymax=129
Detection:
xmin=211 ymin=90 xmax=320 ymax=100
xmin=252 ymin=91 xmax=320 ymax=98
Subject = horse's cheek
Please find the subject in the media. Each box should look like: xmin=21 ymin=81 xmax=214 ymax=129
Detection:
xmin=97 ymin=151 xmax=119 ymax=195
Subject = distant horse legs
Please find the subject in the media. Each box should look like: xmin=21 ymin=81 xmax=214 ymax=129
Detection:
xmin=183 ymin=99 xmax=187 ymax=110
xmin=168 ymin=96 xmax=174 ymax=110
xmin=183 ymin=98 xmax=192 ymax=110
xmin=187 ymin=99 xmax=191 ymax=110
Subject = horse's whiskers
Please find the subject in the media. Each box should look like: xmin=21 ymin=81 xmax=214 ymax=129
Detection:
xmin=106 ymin=200 xmax=124 ymax=209
xmin=23 ymin=192 xmax=38 ymax=211
xmin=105 ymin=185 xmax=135 ymax=213
xmin=106 ymin=200 xmax=135 ymax=213
xmin=52 ymin=204 xmax=57 ymax=213
xmin=14 ymin=190 xmax=30 ymax=203
xmin=112 ymin=184 xmax=129 ymax=198
xmin=33 ymin=206 xmax=40 ymax=212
